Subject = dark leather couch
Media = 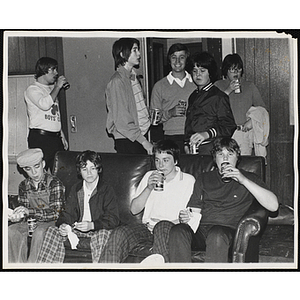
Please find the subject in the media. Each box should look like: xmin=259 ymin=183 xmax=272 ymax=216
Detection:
xmin=53 ymin=151 xmax=269 ymax=263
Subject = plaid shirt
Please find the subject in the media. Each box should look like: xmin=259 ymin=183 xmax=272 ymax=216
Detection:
xmin=18 ymin=171 xmax=65 ymax=222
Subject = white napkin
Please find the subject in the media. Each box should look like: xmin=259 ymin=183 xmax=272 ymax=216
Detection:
xmin=187 ymin=207 xmax=202 ymax=233
xmin=65 ymin=224 xmax=79 ymax=249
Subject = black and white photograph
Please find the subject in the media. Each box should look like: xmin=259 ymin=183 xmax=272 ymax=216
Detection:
xmin=2 ymin=30 xmax=298 ymax=273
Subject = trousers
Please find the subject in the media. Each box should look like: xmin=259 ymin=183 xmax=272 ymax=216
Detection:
xmin=8 ymin=221 xmax=55 ymax=263
xmin=100 ymin=221 xmax=174 ymax=263
xmin=169 ymin=223 xmax=234 ymax=263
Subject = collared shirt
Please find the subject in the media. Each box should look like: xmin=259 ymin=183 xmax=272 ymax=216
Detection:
xmin=82 ymin=177 xmax=99 ymax=222
xmin=133 ymin=166 xmax=195 ymax=229
xmin=167 ymin=71 xmax=193 ymax=88
xmin=18 ymin=171 xmax=65 ymax=222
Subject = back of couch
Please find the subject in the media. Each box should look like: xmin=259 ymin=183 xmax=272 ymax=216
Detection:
xmin=53 ymin=151 xmax=265 ymax=225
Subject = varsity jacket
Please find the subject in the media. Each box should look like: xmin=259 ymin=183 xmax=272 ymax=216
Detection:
xmin=184 ymin=83 xmax=236 ymax=144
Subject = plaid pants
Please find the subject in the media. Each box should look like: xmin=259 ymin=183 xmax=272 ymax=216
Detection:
xmin=100 ymin=220 xmax=174 ymax=263
xmin=37 ymin=226 xmax=112 ymax=263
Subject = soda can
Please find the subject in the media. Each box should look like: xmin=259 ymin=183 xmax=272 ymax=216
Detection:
xmin=154 ymin=171 xmax=164 ymax=191
xmin=190 ymin=143 xmax=199 ymax=154
xmin=178 ymin=100 xmax=187 ymax=115
xmin=63 ymin=82 xmax=70 ymax=90
xmin=234 ymin=79 xmax=241 ymax=94
xmin=151 ymin=109 xmax=160 ymax=126
xmin=221 ymin=162 xmax=232 ymax=183
xmin=27 ymin=218 xmax=37 ymax=237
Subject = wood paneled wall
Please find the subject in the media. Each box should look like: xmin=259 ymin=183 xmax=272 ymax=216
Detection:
xmin=236 ymin=38 xmax=294 ymax=207
xmin=7 ymin=36 xmax=68 ymax=139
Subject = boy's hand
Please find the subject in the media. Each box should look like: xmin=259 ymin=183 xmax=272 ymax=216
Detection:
xmin=13 ymin=206 xmax=29 ymax=217
xmin=59 ymin=223 xmax=69 ymax=236
xmin=178 ymin=209 xmax=191 ymax=224
xmin=74 ymin=221 xmax=94 ymax=232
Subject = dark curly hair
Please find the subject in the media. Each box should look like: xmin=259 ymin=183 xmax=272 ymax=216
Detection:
xmin=76 ymin=150 xmax=103 ymax=178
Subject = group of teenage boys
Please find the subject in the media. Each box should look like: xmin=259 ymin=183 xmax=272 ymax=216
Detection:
xmin=7 ymin=37 xmax=278 ymax=264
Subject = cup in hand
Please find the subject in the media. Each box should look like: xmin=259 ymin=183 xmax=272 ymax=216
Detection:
xmin=234 ymin=79 xmax=241 ymax=94
xmin=150 ymin=109 xmax=161 ymax=126
xmin=27 ymin=218 xmax=37 ymax=237
xmin=178 ymin=100 xmax=187 ymax=115
xmin=221 ymin=162 xmax=232 ymax=183
xmin=154 ymin=171 xmax=164 ymax=191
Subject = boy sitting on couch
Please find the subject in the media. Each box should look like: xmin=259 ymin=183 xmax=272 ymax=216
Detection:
xmin=37 ymin=150 xmax=119 ymax=263
xmin=100 ymin=140 xmax=195 ymax=263
xmin=8 ymin=148 xmax=65 ymax=263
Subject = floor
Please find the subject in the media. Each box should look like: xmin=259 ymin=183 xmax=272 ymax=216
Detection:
xmin=259 ymin=225 xmax=294 ymax=263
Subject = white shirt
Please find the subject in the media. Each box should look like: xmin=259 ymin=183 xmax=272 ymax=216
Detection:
xmin=82 ymin=177 xmax=99 ymax=222
xmin=133 ymin=167 xmax=195 ymax=228
xmin=24 ymin=81 xmax=61 ymax=132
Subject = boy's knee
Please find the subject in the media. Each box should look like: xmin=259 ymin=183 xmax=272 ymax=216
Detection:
xmin=169 ymin=223 xmax=189 ymax=240
xmin=206 ymin=226 xmax=232 ymax=247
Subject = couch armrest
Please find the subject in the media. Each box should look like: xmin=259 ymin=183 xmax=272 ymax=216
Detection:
xmin=232 ymin=200 xmax=269 ymax=263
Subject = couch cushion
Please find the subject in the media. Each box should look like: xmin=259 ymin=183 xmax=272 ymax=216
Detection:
xmin=53 ymin=152 xmax=151 ymax=225
xmin=53 ymin=152 xmax=266 ymax=227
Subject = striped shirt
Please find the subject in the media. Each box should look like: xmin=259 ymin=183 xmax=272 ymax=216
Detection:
xmin=131 ymin=70 xmax=150 ymax=135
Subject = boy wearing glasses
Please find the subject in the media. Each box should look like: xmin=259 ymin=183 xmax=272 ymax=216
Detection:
xmin=24 ymin=57 xmax=69 ymax=171
xmin=214 ymin=53 xmax=266 ymax=155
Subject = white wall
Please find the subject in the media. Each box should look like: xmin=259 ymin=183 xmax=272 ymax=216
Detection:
xmin=62 ymin=37 xmax=146 ymax=153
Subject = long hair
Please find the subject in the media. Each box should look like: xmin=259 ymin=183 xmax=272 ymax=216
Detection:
xmin=221 ymin=53 xmax=244 ymax=78
xmin=112 ymin=38 xmax=140 ymax=70
xmin=190 ymin=52 xmax=219 ymax=83
xmin=34 ymin=57 xmax=58 ymax=79
xmin=76 ymin=150 xmax=103 ymax=178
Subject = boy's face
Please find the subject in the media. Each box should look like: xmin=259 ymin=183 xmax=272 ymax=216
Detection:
xmin=44 ymin=66 xmax=58 ymax=85
xmin=154 ymin=151 xmax=176 ymax=177
xmin=215 ymin=148 xmax=238 ymax=171
xmin=192 ymin=64 xmax=210 ymax=88
xmin=23 ymin=160 xmax=45 ymax=183
xmin=227 ymin=65 xmax=242 ymax=81
xmin=80 ymin=160 xmax=99 ymax=184
xmin=170 ymin=50 xmax=187 ymax=74
xmin=126 ymin=43 xmax=141 ymax=68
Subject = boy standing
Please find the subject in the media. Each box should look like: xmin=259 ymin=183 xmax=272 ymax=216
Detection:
xmin=184 ymin=52 xmax=236 ymax=155
xmin=106 ymin=38 xmax=152 ymax=154
xmin=24 ymin=57 xmax=69 ymax=171
xmin=37 ymin=150 xmax=119 ymax=263
xmin=8 ymin=148 xmax=65 ymax=263
xmin=150 ymin=43 xmax=196 ymax=152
